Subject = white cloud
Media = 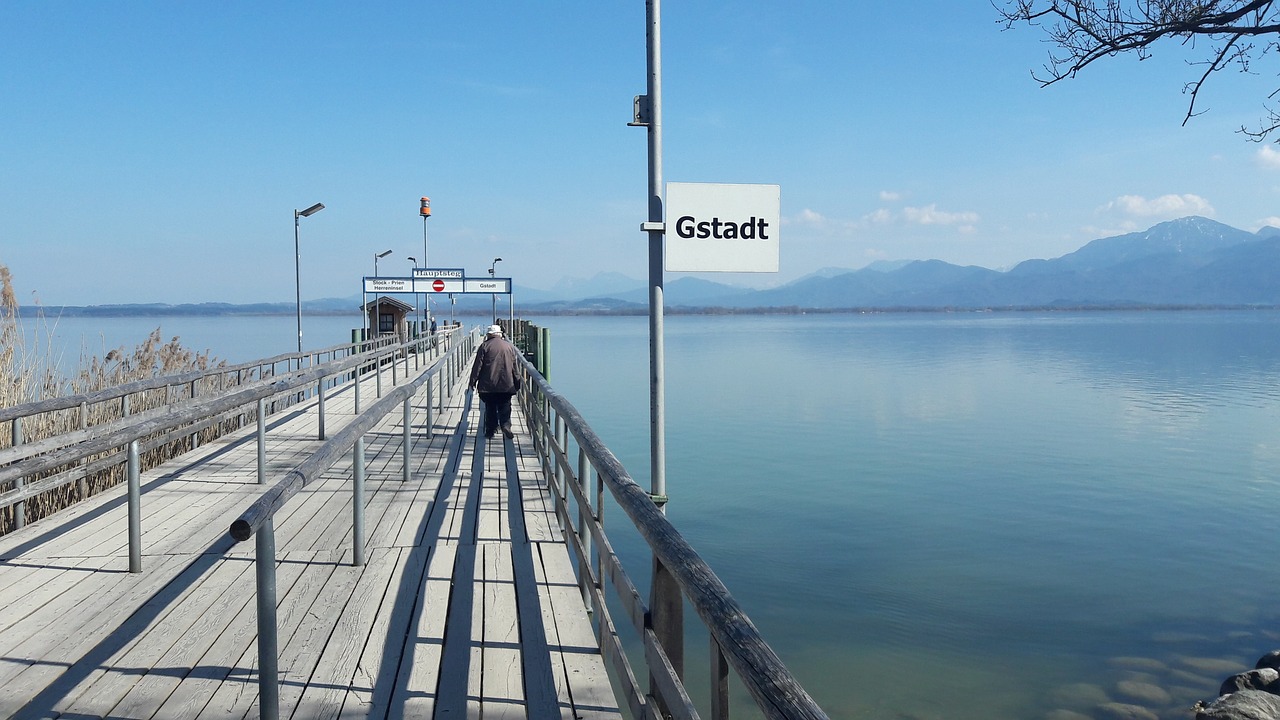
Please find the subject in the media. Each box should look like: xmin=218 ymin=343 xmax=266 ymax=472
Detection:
xmin=792 ymin=208 xmax=826 ymax=226
xmin=1258 ymin=146 xmax=1280 ymax=169
xmin=1103 ymin=194 xmax=1214 ymax=219
xmin=1255 ymin=216 xmax=1280 ymax=231
xmin=902 ymin=204 xmax=980 ymax=226
xmin=878 ymin=190 xmax=901 ymax=202
xmin=863 ymin=208 xmax=894 ymax=224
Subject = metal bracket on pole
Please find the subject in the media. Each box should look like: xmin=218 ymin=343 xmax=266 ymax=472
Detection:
xmin=628 ymin=94 xmax=652 ymax=127
xmin=648 ymin=493 xmax=669 ymax=507
xmin=640 ymin=221 xmax=665 ymax=233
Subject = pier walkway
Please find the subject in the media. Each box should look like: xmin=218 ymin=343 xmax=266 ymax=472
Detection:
xmin=0 ymin=352 xmax=619 ymax=719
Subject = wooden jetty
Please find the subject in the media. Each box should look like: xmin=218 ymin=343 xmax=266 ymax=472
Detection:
xmin=0 ymin=326 xmax=829 ymax=720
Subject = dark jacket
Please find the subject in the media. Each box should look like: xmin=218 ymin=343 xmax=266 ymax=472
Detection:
xmin=469 ymin=335 xmax=523 ymax=394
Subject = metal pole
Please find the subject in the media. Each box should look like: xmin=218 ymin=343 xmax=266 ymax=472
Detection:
xmin=128 ymin=440 xmax=142 ymax=573
xmin=353 ymin=437 xmax=366 ymax=567
xmin=640 ymin=0 xmax=683 ymax=706
xmin=11 ymin=419 xmax=24 ymax=530
xmin=403 ymin=398 xmax=411 ymax=483
xmin=295 ymin=213 xmax=303 ymax=353
xmin=644 ymin=0 xmax=667 ymax=510
xmin=255 ymin=517 xmax=280 ymax=720
xmin=317 ymin=378 xmax=326 ymax=440
xmin=426 ymin=376 xmax=435 ymax=439
xmin=257 ymin=398 xmax=267 ymax=485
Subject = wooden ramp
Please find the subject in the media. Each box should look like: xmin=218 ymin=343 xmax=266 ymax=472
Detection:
xmin=0 ymin=363 xmax=621 ymax=719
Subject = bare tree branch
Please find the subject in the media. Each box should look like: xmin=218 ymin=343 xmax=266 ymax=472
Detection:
xmin=998 ymin=0 xmax=1280 ymax=139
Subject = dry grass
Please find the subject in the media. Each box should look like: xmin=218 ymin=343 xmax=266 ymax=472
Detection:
xmin=0 ymin=263 xmax=238 ymax=534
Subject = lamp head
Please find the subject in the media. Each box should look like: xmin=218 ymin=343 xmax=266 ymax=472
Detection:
xmin=297 ymin=202 xmax=325 ymax=218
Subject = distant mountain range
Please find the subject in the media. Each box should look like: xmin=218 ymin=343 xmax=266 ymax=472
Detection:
xmin=25 ymin=217 xmax=1280 ymax=317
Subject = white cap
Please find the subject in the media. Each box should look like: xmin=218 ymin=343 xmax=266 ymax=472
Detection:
xmin=486 ymin=325 xmax=503 ymax=336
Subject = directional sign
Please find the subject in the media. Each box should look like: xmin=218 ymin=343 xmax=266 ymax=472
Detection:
xmin=365 ymin=275 xmax=507 ymax=294
xmin=466 ymin=278 xmax=510 ymax=294
xmin=364 ymin=277 xmax=413 ymax=293
xmin=665 ymin=182 xmax=780 ymax=273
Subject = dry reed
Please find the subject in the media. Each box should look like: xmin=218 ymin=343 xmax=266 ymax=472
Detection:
xmin=0 ymin=263 xmax=237 ymax=534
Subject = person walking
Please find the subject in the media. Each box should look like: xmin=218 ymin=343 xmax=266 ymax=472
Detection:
xmin=468 ymin=324 xmax=523 ymax=439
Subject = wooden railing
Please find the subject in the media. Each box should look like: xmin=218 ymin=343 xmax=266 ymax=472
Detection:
xmin=517 ymin=355 xmax=829 ymax=720
xmin=0 ymin=330 xmax=455 ymax=535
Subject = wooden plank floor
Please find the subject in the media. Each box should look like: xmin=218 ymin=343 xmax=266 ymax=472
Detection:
xmin=0 ymin=357 xmax=622 ymax=720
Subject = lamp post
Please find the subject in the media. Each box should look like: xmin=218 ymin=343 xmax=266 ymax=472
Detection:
xmin=373 ymin=249 xmax=392 ymax=337
xmin=293 ymin=202 xmax=324 ymax=353
xmin=489 ymin=257 xmax=502 ymax=323
xmin=420 ymin=197 xmax=431 ymax=269
xmin=407 ymin=256 xmax=418 ymax=336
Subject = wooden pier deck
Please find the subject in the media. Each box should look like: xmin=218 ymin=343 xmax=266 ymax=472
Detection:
xmin=0 ymin=359 xmax=621 ymax=719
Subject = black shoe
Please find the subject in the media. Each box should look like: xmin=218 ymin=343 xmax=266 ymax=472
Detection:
xmin=485 ymin=430 xmax=495 ymax=439
xmin=501 ymin=424 xmax=514 ymax=438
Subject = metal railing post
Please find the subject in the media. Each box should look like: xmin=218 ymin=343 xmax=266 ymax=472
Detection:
xmin=402 ymin=398 xmax=411 ymax=483
xmin=317 ymin=377 xmax=327 ymax=440
xmin=257 ymin=398 xmax=267 ymax=485
xmin=376 ymin=353 xmax=384 ymax=397
xmin=11 ymin=418 xmax=24 ymax=530
xmin=78 ymin=402 xmax=90 ymax=499
xmin=354 ymin=368 xmax=362 ymax=413
xmin=128 ymin=440 xmax=142 ymax=573
xmin=255 ymin=517 xmax=280 ymax=720
xmin=426 ymin=377 xmax=435 ymax=440
xmin=353 ymin=437 xmax=366 ymax=567
xmin=391 ymin=350 xmax=398 ymax=386
xmin=189 ymin=379 xmax=201 ymax=450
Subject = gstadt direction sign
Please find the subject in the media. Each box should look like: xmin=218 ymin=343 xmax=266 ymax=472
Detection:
xmin=664 ymin=182 xmax=780 ymax=273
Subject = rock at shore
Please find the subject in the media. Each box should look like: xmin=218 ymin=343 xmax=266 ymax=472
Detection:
xmin=1195 ymin=689 xmax=1280 ymax=720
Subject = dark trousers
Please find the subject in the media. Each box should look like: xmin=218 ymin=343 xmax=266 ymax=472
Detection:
xmin=479 ymin=392 xmax=514 ymax=435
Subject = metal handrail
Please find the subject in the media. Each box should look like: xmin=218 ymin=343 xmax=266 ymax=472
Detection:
xmin=225 ymin=327 xmax=480 ymax=720
xmin=518 ymin=355 xmax=829 ymax=720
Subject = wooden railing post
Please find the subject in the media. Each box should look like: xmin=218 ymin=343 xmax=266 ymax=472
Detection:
xmin=578 ymin=446 xmax=593 ymax=610
xmin=650 ymin=557 xmax=684 ymax=717
xmin=711 ymin=639 xmax=729 ymax=720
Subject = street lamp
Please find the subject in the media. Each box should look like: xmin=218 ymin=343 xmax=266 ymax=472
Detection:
xmin=407 ymin=256 xmax=419 ymax=336
xmin=489 ymin=257 xmax=502 ymax=323
xmin=293 ymin=202 xmax=324 ymax=353
xmin=373 ymin=249 xmax=392 ymax=337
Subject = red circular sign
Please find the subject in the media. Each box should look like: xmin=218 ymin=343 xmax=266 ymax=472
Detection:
xmin=432 ymin=279 xmax=445 ymax=292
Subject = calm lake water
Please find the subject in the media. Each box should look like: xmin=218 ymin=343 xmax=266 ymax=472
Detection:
xmin=23 ymin=309 xmax=1280 ymax=719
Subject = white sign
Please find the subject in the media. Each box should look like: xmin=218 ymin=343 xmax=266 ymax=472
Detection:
xmin=466 ymin=278 xmax=510 ymax=294
xmin=364 ymin=277 xmax=412 ymax=293
xmin=664 ymin=182 xmax=780 ymax=273
xmin=413 ymin=267 xmax=464 ymax=279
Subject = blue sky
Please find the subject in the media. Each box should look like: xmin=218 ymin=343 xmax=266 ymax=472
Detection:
xmin=3 ymin=1 xmax=1280 ymax=305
